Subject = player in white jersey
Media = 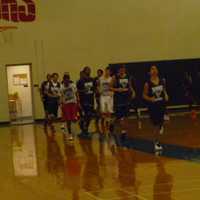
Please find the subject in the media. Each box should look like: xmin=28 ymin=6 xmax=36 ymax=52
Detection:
xmin=98 ymin=67 xmax=113 ymax=133
xmin=61 ymin=74 xmax=79 ymax=140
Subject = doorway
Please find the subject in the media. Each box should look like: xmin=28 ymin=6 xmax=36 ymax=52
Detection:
xmin=6 ymin=64 xmax=34 ymax=124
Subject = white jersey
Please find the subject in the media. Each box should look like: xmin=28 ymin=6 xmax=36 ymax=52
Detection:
xmin=61 ymin=82 xmax=77 ymax=104
xmin=99 ymin=76 xmax=113 ymax=96
xmin=45 ymin=81 xmax=61 ymax=98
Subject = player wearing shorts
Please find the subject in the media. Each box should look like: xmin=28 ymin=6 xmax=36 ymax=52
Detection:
xmin=98 ymin=67 xmax=113 ymax=133
xmin=112 ymin=65 xmax=135 ymax=135
xmin=143 ymin=66 xmax=169 ymax=152
xmin=77 ymin=67 xmax=95 ymax=136
xmin=61 ymin=74 xmax=79 ymax=140
xmin=45 ymin=73 xmax=61 ymax=132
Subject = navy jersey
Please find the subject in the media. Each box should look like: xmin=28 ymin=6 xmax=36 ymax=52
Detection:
xmin=114 ymin=74 xmax=131 ymax=106
xmin=77 ymin=77 xmax=95 ymax=106
xmin=115 ymin=74 xmax=131 ymax=96
xmin=148 ymin=79 xmax=165 ymax=102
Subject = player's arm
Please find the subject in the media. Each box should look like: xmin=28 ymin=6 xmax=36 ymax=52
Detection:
xmin=162 ymin=78 xmax=169 ymax=102
xmin=74 ymin=84 xmax=80 ymax=106
xmin=163 ymin=85 xmax=169 ymax=102
xmin=96 ymin=78 xmax=101 ymax=95
xmin=111 ymin=75 xmax=122 ymax=92
xmin=75 ymin=82 xmax=82 ymax=108
xmin=143 ymin=82 xmax=155 ymax=102
xmin=44 ymin=83 xmax=53 ymax=97
xmin=59 ymin=86 xmax=64 ymax=104
xmin=129 ymin=77 xmax=136 ymax=99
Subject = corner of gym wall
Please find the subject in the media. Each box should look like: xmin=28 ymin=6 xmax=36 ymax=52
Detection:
xmin=1 ymin=0 xmax=200 ymax=121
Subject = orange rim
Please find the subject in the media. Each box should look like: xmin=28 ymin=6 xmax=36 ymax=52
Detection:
xmin=0 ymin=26 xmax=18 ymax=32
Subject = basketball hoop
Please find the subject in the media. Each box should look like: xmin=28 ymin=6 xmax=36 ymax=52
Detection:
xmin=0 ymin=26 xmax=18 ymax=32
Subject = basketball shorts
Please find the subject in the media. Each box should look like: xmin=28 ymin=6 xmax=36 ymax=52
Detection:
xmin=100 ymin=95 xmax=113 ymax=114
xmin=62 ymin=103 xmax=79 ymax=121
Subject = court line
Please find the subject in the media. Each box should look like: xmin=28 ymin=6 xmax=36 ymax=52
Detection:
xmin=109 ymin=196 xmax=147 ymax=200
xmin=84 ymin=188 xmax=148 ymax=200
xmin=131 ymin=187 xmax=200 ymax=197
xmin=84 ymin=191 xmax=103 ymax=200
xmin=119 ymin=188 xmax=148 ymax=200
xmin=128 ymin=177 xmax=200 ymax=190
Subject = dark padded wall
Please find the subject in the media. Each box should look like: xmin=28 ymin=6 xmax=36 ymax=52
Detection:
xmin=110 ymin=58 xmax=200 ymax=107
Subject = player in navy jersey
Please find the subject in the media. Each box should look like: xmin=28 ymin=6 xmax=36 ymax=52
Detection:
xmin=40 ymin=74 xmax=51 ymax=126
xmin=143 ymin=66 xmax=169 ymax=152
xmin=112 ymin=65 xmax=135 ymax=135
xmin=45 ymin=73 xmax=61 ymax=133
xmin=77 ymin=67 xmax=95 ymax=136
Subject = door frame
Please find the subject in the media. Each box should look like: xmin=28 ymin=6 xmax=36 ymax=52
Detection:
xmin=5 ymin=63 xmax=35 ymax=121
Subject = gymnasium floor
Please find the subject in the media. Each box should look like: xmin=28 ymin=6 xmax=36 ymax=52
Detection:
xmin=1 ymin=115 xmax=200 ymax=200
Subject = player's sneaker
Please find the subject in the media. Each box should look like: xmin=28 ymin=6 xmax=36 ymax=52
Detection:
xmin=154 ymin=141 xmax=163 ymax=151
xmin=159 ymin=126 xmax=164 ymax=135
xmin=164 ymin=114 xmax=170 ymax=121
xmin=68 ymin=134 xmax=74 ymax=141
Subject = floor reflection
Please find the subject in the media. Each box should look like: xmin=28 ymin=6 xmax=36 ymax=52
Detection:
xmin=11 ymin=125 xmax=38 ymax=176
xmin=153 ymin=158 xmax=173 ymax=200
xmin=80 ymin=138 xmax=103 ymax=197
xmin=116 ymin=147 xmax=140 ymax=199
xmin=45 ymin=131 xmax=64 ymax=185
xmin=63 ymin=135 xmax=82 ymax=200
xmin=4 ymin=118 xmax=200 ymax=200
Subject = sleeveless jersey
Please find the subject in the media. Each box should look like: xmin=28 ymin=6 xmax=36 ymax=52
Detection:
xmin=99 ymin=76 xmax=113 ymax=96
xmin=148 ymin=79 xmax=165 ymax=102
xmin=61 ymin=82 xmax=77 ymax=104
xmin=77 ymin=77 xmax=95 ymax=106
xmin=115 ymin=74 xmax=130 ymax=96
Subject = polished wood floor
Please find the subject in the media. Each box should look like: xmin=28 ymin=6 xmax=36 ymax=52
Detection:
xmin=1 ymin=115 xmax=200 ymax=200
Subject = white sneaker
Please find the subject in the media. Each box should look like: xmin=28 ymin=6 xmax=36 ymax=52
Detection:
xmin=164 ymin=114 xmax=170 ymax=121
xmin=61 ymin=124 xmax=65 ymax=132
xmin=120 ymin=118 xmax=125 ymax=121
xmin=68 ymin=135 xmax=74 ymax=141
xmin=159 ymin=126 xmax=164 ymax=135
xmin=154 ymin=142 xmax=163 ymax=151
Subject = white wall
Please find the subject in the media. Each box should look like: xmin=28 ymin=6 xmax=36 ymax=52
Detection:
xmin=7 ymin=65 xmax=33 ymax=118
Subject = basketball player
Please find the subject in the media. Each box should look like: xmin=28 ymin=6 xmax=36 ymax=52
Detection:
xmin=45 ymin=73 xmax=61 ymax=132
xmin=143 ymin=66 xmax=169 ymax=151
xmin=40 ymin=73 xmax=51 ymax=126
xmin=60 ymin=72 xmax=71 ymax=130
xmin=77 ymin=67 xmax=95 ymax=136
xmin=112 ymin=65 xmax=135 ymax=135
xmin=61 ymin=74 xmax=79 ymax=140
xmin=98 ymin=67 xmax=113 ymax=133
